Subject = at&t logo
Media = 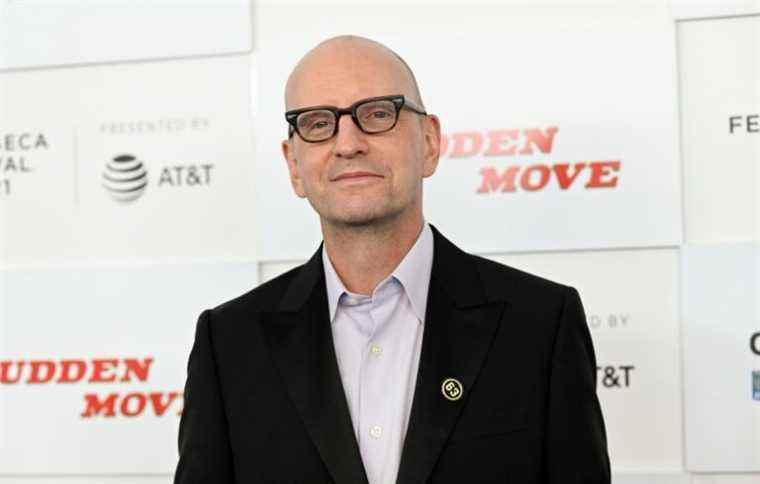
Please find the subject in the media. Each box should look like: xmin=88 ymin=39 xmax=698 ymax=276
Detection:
xmin=102 ymin=154 xmax=148 ymax=203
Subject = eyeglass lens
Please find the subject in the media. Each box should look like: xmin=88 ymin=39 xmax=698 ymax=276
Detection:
xmin=296 ymin=99 xmax=397 ymax=141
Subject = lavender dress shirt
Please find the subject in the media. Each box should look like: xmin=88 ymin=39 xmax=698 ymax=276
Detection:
xmin=321 ymin=221 xmax=434 ymax=484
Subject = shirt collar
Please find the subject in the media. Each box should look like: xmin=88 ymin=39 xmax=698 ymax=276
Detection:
xmin=322 ymin=220 xmax=434 ymax=323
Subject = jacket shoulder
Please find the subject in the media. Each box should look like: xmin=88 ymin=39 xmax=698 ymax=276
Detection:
xmin=208 ymin=263 xmax=305 ymax=319
xmin=469 ymin=252 xmax=571 ymax=304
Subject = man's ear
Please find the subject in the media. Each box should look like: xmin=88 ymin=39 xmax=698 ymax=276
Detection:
xmin=281 ymin=138 xmax=307 ymax=198
xmin=421 ymin=114 xmax=441 ymax=178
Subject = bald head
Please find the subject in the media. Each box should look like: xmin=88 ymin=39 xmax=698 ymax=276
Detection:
xmin=284 ymin=35 xmax=425 ymax=112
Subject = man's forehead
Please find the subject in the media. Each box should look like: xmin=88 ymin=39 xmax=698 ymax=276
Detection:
xmin=285 ymin=37 xmax=417 ymax=109
xmin=286 ymin=74 xmax=403 ymax=110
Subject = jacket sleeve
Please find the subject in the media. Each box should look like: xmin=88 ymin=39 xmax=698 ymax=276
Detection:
xmin=174 ymin=309 xmax=235 ymax=484
xmin=544 ymin=286 xmax=611 ymax=483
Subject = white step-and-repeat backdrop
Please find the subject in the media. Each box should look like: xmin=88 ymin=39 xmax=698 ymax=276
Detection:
xmin=678 ymin=11 xmax=760 ymax=474
xmin=0 ymin=0 xmax=251 ymax=68
xmin=0 ymin=0 xmax=259 ymax=476
xmin=255 ymin=2 xmax=682 ymax=258
xmin=1 ymin=1 xmax=758 ymax=483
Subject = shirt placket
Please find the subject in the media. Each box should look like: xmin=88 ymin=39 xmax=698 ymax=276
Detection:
xmin=357 ymin=287 xmax=395 ymax=484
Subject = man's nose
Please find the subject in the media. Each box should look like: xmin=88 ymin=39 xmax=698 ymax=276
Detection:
xmin=332 ymin=114 xmax=368 ymax=158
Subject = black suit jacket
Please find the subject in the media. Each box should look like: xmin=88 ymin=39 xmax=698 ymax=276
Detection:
xmin=174 ymin=225 xmax=610 ymax=484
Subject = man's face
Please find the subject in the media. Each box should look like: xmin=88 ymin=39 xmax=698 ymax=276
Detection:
xmin=281 ymin=43 xmax=440 ymax=228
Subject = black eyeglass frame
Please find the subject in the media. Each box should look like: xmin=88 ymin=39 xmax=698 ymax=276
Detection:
xmin=285 ymin=94 xmax=427 ymax=143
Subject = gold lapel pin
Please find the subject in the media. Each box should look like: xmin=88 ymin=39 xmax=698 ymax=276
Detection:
xmin=441 ymin=377 xmax=463 ymax=401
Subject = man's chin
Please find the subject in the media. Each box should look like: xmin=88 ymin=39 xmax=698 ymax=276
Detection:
xmin=325 ymin=208 xmax=400 ymax=229
xmin=333 ymin=213 xmax=384 ymax=228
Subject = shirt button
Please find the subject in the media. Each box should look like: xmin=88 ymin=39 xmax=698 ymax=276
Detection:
xmin=369 ymin=425 xmax=383 ymax=439
xmin=370 ymin=344 xmax=382 ymax=356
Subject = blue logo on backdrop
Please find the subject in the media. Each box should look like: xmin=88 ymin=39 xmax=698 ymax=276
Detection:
xmin=752 ymin=333 xmax=759 ymax=401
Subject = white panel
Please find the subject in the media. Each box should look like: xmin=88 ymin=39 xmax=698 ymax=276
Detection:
xmin=0 ymin=58 xmax=7 ymax=266
xmin=0 ymin=479 xmax=170 ymax=484
xmin=690 ymin=474 xmax=760 ymax=483
xmin=492 ymin=248 xmax=683 ymax=472
xmin=0 ymin=0 xmax=251 ymax=69
xmin=682 ymin=244 xmax=760 ymax=472
xmin=0 ymin=262 xmax=258 ymax=474
xmin=0 ymin=269 xmax=6 ymax=462
xmin=0 ymin=55 xmax=256 ymax=266
xmin=254 ymin=1 xmax=682 ymax=260
xmin=678 ymin=16 xmax=760 ymax=243
xmin=614 ymin=473 xmax=688 ymax=484
xmin=671 ymin=0 xmax=760 ymax=19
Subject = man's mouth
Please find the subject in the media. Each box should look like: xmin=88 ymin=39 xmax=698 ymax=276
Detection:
xmin=333 ymin=171 xmax=383 ymax=181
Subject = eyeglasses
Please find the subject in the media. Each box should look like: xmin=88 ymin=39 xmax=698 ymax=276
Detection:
xmin=285 ymin=94 xmax=427 ymax=143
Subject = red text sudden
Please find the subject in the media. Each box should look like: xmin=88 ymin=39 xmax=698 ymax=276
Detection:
xmin=0 ymin=358 xmax=154 ymax=384
xmin=441 ymin=127 xmax=559 ymax=158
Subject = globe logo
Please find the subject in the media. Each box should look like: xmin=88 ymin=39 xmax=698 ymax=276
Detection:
xmin=102 ymin=154 xmax=148 ymax=203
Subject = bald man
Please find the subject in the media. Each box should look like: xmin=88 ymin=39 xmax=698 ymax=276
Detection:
xmin=174 ymin=36 xmax=610 ymax=484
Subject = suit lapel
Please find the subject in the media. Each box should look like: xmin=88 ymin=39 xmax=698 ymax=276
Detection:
xmin=261 ymin=247 xmax=369 ymax=484
xmin=395 ymin=225 xmax=507 ymax=484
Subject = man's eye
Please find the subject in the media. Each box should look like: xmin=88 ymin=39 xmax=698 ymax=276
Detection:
xmin=364 ymin=110 xmax=392 ymax=120
xmin=300 ymin=116 xmax=332 ymax=130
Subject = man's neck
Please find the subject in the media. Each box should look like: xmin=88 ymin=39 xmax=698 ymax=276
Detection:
xmin=321 ymin=212 xmax=424 ymax=296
